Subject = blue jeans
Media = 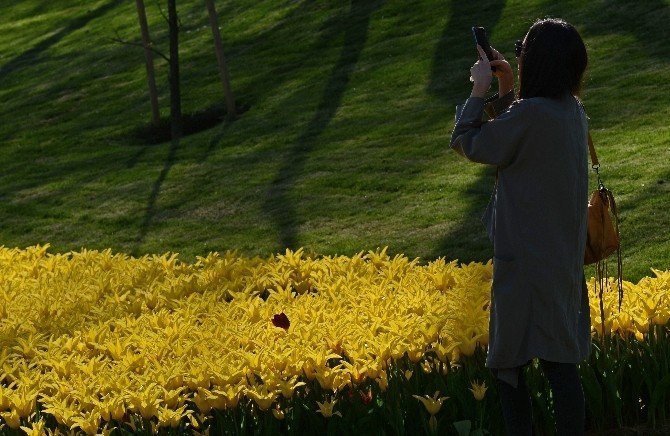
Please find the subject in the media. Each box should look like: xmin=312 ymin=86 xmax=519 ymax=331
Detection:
xmin=494 ymin=359 xmax=585 ymax=436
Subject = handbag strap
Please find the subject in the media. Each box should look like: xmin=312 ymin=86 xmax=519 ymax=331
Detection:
xmin=588 ymin=131 xmax=606 ymax=189
xmin=579 ymin=98 xmax=600 ymax=171
xmin=588 ymin=131 xmax=599 ymax=169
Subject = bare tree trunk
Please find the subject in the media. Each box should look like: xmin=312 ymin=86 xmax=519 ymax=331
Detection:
xmin=135 ymin=0 xmax=160 ymax=126
xmin=205 ymin=0 xmax=236 ymax=118
xmin=167 ymin=0 xmax=182 ymax=140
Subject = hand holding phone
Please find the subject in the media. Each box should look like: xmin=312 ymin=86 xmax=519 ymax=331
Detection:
xmin=472 ymin=26 xmax=497 ymax=72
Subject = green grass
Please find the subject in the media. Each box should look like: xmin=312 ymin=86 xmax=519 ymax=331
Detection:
xmin=0 ymin=0 xmax=668 ymax=282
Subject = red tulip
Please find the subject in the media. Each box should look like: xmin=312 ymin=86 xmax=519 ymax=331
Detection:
xmin=272 ymin=312 xmax=290 ymax=330
xmin=360 ymin=388 xmax=373 ymax=405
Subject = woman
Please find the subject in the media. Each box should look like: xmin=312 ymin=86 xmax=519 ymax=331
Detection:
xmin=450 ymin=18 xmax=591 ymax=435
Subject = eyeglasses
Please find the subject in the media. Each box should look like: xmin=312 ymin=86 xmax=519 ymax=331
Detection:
xmin=514 ymin=39 xmax=523 ymax=57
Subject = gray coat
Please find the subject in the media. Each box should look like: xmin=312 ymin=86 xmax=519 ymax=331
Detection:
xmin=450 ymin=90 xmax=592 ymax=388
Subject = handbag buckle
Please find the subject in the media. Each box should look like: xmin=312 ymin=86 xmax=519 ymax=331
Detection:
xmin=592 ymin=164 xmax=605 ymax=190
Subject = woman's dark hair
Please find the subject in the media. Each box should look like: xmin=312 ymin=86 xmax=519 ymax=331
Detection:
xmin=518 ymin=18 xmax=587 ymax=99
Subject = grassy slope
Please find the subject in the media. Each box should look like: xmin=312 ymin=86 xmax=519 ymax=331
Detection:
xmin=0 ymin=0 xmax=668 ymax=282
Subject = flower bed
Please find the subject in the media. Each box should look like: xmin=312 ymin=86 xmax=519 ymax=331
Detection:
xmin=0 ymin=245 xmax=668 ymax=434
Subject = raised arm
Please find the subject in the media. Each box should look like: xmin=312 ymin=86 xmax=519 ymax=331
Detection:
xmin=484 ymin=89 xmax=516 ymax=119
xmin=450 ymin=96 xmax=530 ymax=167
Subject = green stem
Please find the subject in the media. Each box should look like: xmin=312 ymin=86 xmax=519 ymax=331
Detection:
xmin=479 ymin=404 xmax=483 ymax=429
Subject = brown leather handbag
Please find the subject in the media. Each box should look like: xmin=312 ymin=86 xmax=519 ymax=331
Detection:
xmin=584 ymin=132 xmax=620 ymax=265
xmin=585 ymin=131 xmax=624 ymax=323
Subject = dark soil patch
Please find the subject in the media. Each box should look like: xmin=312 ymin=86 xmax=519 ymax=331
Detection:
xmin=586 ymin=417 xmax=670 ymax=435
xmin=130 ymin=101 xmax=250 ymax=145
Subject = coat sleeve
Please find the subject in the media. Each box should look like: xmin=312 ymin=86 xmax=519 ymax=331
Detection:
xmin=484 ymin=89 xmax=516 ymax=119
xmin=450 ymin=93 xmax=530 ymax=167
xmin=455 ymin=89 xmax=516 ymax=123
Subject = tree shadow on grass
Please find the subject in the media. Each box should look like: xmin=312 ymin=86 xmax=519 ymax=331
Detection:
xmin=541 ymin=0 xmax=669 ymax=61
xmin=260 ymin=0 xmax=384 ymax=250
xmin=0 ymin=0 xmax=383 ymax=255
xmin=126 ymin=1 xmax=364 ymax=252
xmin=0 ymin=0 xmax=125 ymax=79
xmin=132 ymin=137 xmax=180 ymax=254
xmin=128 ymin=105 xmax=249 ymax=253
xmin=196 ymin=0 xmax=324 ymax=163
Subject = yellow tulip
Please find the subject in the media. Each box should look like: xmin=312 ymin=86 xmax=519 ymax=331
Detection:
xmin=192 ymin=388 xmax=214 ymax=415
xmin=433 ymin=341 xmax=458 ymax=363
xmin=376 ymin=370 xmax=388 ymax=392
xmin=366 ymin=362 xmax=381 ymax=380
xmin=205 ymin=389 xmax=227 ymax=411
xmin=0 ymin=409 xmax=21 ymax=430
xmin=157 ymin=404 xmax=191 ymax=428
xmin=302 ymin=360 xmax=318 ymax=381
xmin=20 ymin=418 xmax=46 ymax=436
xmin=412 ymin=391 xmax=449 ymax=416
xmin=390 ymin=346 xmax=405 ymax=361
xmin=0 ymin=387 xmax=10 ymax=410
xmin=653 ymin=309 xmax=670 ymax=326
xmin=407 ymin=349 xmax=424 ymax=363
xmin=433 ymin=271 xmax=456 ymax=292
xmin=457 ymin=336 xmax=478 ymax=357
xmin=450 ymin=347 xmax=461 ymax=363
xmin=162 ymin=387 xmax=185 ymax=409
xmin=10 ymin=388 xmax=36 ymax=418
xmin=469 ymin=380 xmax=488 ymax=401
xmin=99 ymin=422 xmax=115 ymax=436
xmin=223 ymin=385 xmax=244 ymax=409
xmin=246 ymin=387 xmax=277 ymax=411
xmin=69 ymin=411 xmax=101 ymax=436
xmin=272 ymin=406 xmax=285 ymax=420
xmin=332 ymin=371 xmax=352 ymax=393
xmin=187 ymin=413 xmax=204 ymax=431
xmin=616 ymin=312 xmax=633 ymax=332
xmin=341 ymin=361 xmax=367 ymax=385
xmin=108 ymin=397 xmax=126 ymax=422
xmin=129 ymin=391 xmax=161 ymax=420
xmin=315 ymin=368 xmax=337 ymax=391
xmin=106 ymin=338 xmax=126 ymax=361
xmin=316 ymin=397 xmax=342 ymax=418
xmin=41 ymin=401 xmax=78 ymax=428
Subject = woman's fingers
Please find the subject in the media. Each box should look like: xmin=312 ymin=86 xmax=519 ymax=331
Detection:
xmin=471 ymin=59 xmax=489 ymax=75
xmin=489 ymin=60 xmax=511 ymax=70
xmin=490 ymin=46 xmax=505 ymax=61
xmin=489 ymin=59 xmax=514 ymax=90
xmin=470 ymin=57 xmax=493 ymax=90
xmin=476 ymin=44 xmax=489 ymax=62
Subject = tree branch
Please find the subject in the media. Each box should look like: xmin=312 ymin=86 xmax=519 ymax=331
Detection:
xmin=153 ymin=0 xmax=169 ymax=26
xmin=110 ymin=30 xmax=169 ymax=62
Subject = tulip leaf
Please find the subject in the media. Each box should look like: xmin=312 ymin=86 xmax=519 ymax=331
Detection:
xmin=453 ymin=419 xmax=472 ymax=436
xmin=602 ymin=368 xmax=623 ymax=427
xmin=648 ymin=373 xmax=670 ymax=420
xmin=579 ymin=364 xmax=604 ymax=428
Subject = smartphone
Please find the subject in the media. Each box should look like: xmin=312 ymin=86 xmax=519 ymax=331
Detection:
xmin=471 ymin=26 xmax=496 ymax=71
